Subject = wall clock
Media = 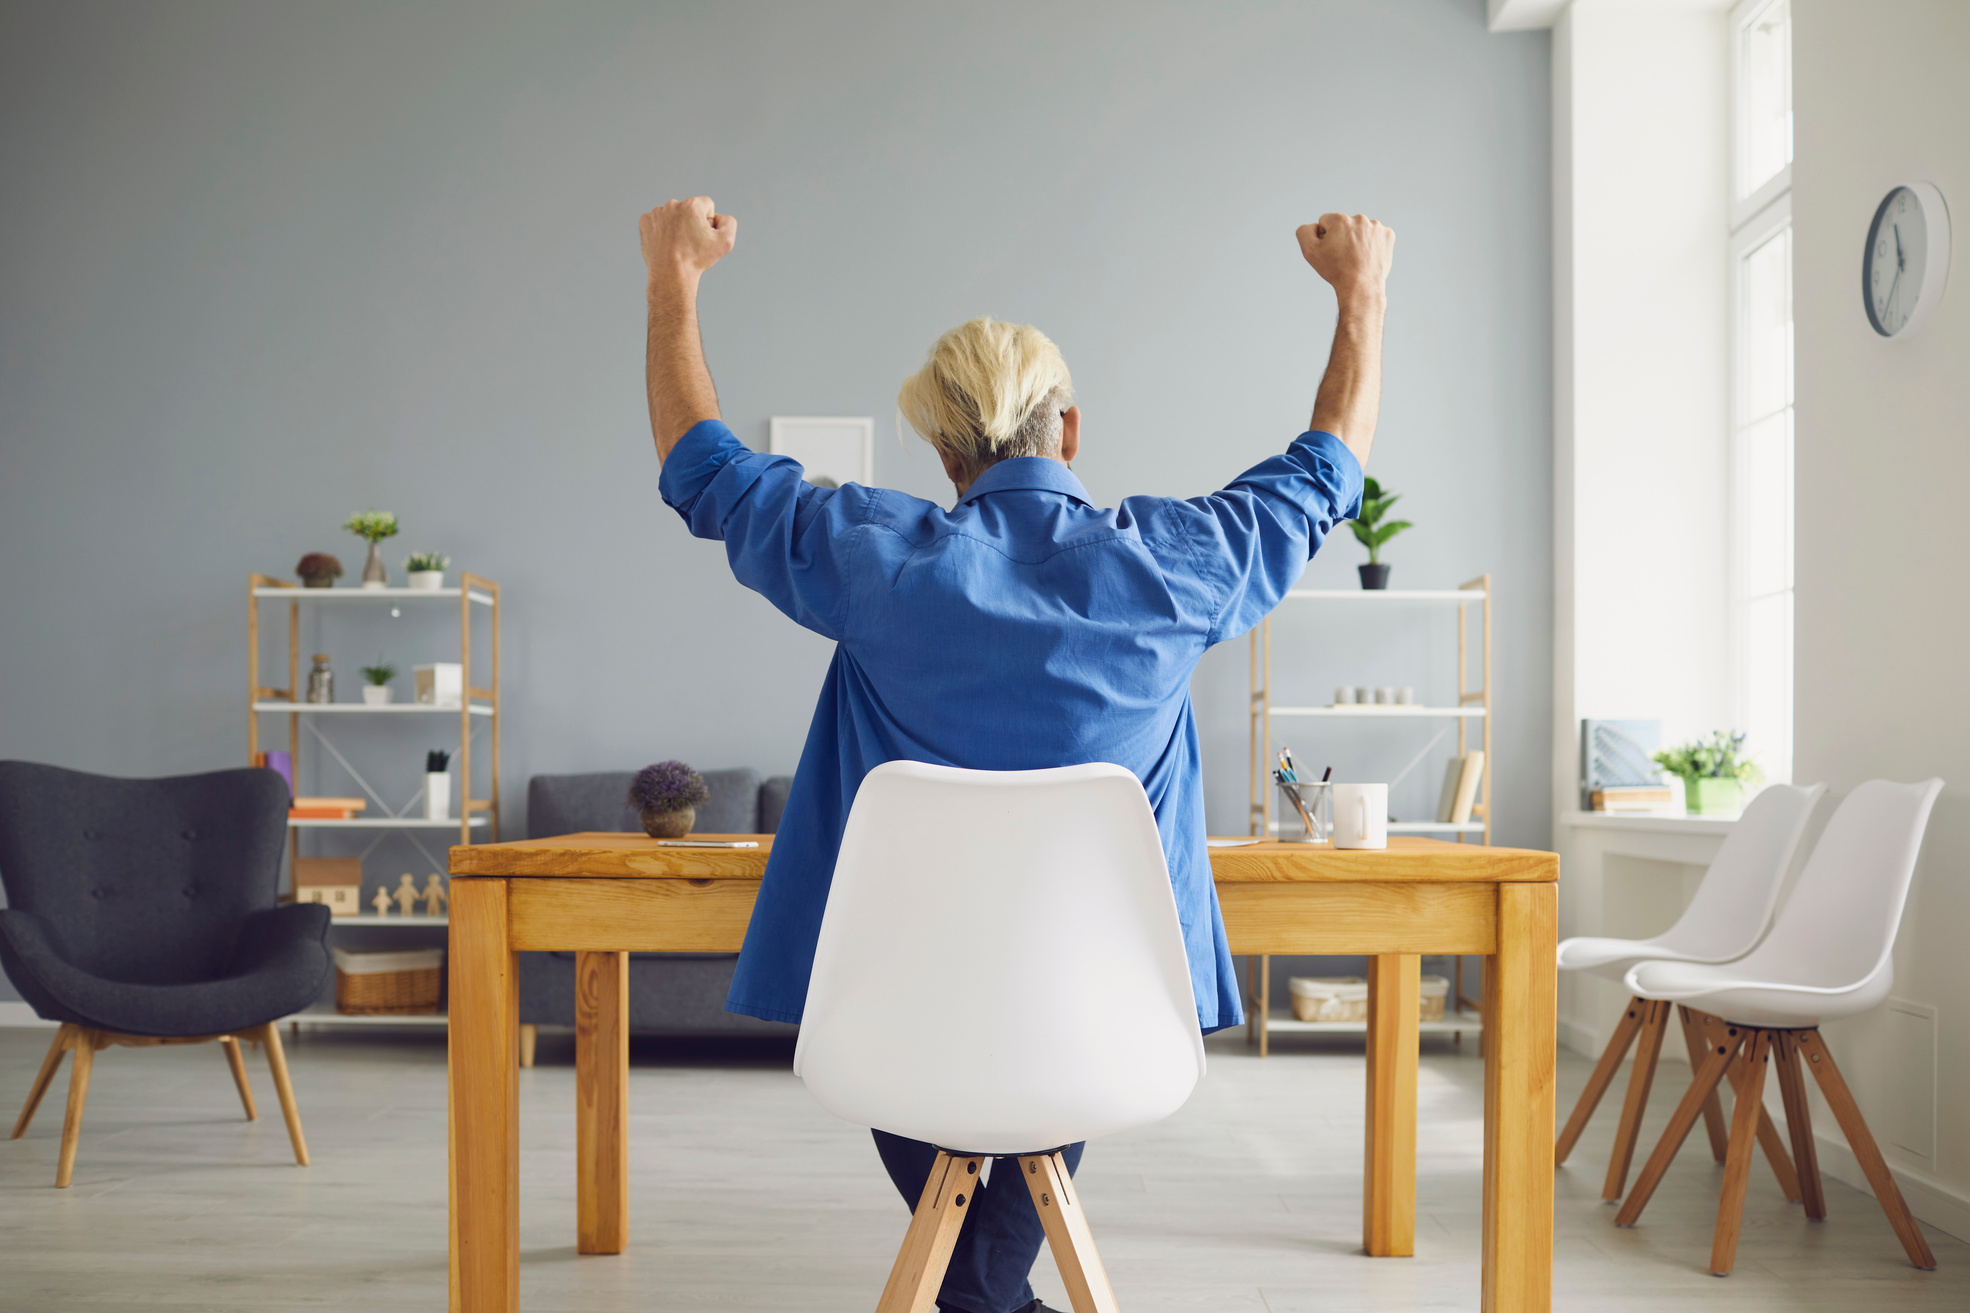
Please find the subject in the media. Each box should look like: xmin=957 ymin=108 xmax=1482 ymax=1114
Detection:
xmin=1862 ymin=182 xmax=1951 ymax=338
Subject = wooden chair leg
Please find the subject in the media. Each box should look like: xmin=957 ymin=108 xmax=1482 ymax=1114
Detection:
xmin=1603 ymin=999 xmax=1670 ymax=1200
xmin=1710 ymin=1031 xmax=1775 ymax=1275
xmin=875 ymin=1151 xmax=982 ymax=1313
xmin=1614 ymin=1025 xmax=1744 ymax=1226
xmin=253 ymin=1023 xmax=310 ymax=1166
xmin=1678 ymin=1006 xmax=1731 ymax=1162
xmin=1020 ymin=1151 xmax=1121 ymax=1313
xmin=1556 ymin=995 xmax=1647 ymax=1166
xmin=220 ymin=1036 xmax=258 ymax=1120
xmin=1794 ymin=1029 xmax=1936 ymax=1269
xmin=12 ymin=1024 xmax=72 ymax=1139
xmin=518 ymin=1023 xmax=538 ymax=1069
xmin=55 ymin=1028 xmax=98 ymax=1188
xmin=1772 ymin=1033 xmax=1826 ymax=1220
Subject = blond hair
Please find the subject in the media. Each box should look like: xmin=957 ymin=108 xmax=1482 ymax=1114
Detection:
xmin=897 ymin=318 xmax=1074 ymax=475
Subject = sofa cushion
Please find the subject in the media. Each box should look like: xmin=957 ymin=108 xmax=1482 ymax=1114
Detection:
xmin=528 ymin=768 xmax=761 ymax=838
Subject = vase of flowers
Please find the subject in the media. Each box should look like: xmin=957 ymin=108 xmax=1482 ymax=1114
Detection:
xmin=296 ymin=552 xmax=344 ymax=588
xmin=344 ymin=510 xmax=400 ymax=588
xmin=1349 ymin=477 xmax=1412 ymax=589
xmin=405 ymin=550 xmax=450 ymax=590
xmin=1653 ymin=731 xmax=1763 ymax=815
xmin=360 ymin=662 xmax=397 ymax=706
xmin=629 ymin=760 xmax=711 ymax=839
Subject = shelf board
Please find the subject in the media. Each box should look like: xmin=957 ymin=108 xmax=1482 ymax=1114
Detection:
xmin=1262 ymin=1009 xmax=1484 ymax=1036
xmin=288 ymin=816 xmax=488 ymax=830
xmin=254 ymin=586 xmax=493 ymax=606
xmin=321 ymin=913 xmax=449 ymax=926
xmin=286 ymin=1006 xmax=448 ymax=1029
xmin=1268 ymin=705 xmax=1484 ymax=718
xmin=1281 ymin=589 xmax=1484 ymax=603
xmin=253 ymin=700 xmax=493 ymax=716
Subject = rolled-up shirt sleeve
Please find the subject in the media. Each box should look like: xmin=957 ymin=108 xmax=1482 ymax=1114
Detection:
xmin=658 ymin=419 xmax=868 ymax=641
xmin=1177 ymin=430 xmax=1364 ymax=645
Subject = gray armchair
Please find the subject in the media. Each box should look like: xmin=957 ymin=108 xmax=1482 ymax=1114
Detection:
xmin=516 ymin=768 xmax=796 ymax=1062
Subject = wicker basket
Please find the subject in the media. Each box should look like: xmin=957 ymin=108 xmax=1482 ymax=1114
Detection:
xmin=333 ymin=947 xmax=444 ymax=1015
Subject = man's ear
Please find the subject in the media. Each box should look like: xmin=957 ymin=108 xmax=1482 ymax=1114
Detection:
xmin=1060 ymin=406 xmax=1080 ymax=463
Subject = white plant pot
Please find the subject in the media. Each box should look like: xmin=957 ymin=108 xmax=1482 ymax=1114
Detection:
xmin=361 ymin=685 xmax=393 ymax=706
xmin=425 ymin=772 xmax=451 ymax=821
xmin=407 ymin=571 xmax=445 ymax=590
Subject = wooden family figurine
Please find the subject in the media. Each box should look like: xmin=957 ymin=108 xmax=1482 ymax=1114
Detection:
xmin=394 ymin=873 xmax=421 ymax=915
xmin=371 ymin=885 xmax=392 ymax=917
xmin=420 ymin=873 xmax=448 ymax=916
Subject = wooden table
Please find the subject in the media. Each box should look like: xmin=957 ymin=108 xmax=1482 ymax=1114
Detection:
xmin=447 ymin=833 xmax=1557 ymax=1312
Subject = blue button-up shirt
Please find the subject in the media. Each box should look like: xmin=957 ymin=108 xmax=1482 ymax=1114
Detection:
xmin=659 ymin=420 xmax=1362 ymax=1032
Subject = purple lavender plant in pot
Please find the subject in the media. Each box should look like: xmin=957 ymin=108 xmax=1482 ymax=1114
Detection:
xmin=629 ymin=761 xmax=711 ymax=839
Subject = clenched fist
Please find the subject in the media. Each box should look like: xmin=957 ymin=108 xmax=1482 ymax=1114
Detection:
xmin=1296 ymin=213 xmax=1394 ymax=302
xmin=641 ymin=196 xmax=737 ymax=284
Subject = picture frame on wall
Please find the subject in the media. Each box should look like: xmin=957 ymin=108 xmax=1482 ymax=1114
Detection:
xmin=768 ymin=416 xmax=875 ymax=489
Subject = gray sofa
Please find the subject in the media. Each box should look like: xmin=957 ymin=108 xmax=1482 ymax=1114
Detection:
xmin=516 ymin=769 xmax=797 ymax=1049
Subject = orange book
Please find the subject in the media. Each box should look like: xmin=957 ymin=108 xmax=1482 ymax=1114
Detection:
xmin=289 ymin=807 xmax=358 ymax=820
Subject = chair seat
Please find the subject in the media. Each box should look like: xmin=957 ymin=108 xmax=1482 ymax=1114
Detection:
xmin=1624 ymin=956 xmax=1892 ymax=1029
xmin=0 ymin=904 xmax=330 ymax=1038
xmin=1556 ymin=935 xmax=1719 ymax=981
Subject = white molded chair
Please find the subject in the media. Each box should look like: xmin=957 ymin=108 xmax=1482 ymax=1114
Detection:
xmin=796 ymin=761 xmax=1205 ymax=1313
xmin=1612 ymin=778 xmax=1943 ymax=1276
xmin=1554 ymin=782 xmax=1824 ymax=1201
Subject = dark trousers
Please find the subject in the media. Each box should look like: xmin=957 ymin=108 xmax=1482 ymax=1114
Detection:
xmin=872 ymin=1131 xmax=1086 ymax=1313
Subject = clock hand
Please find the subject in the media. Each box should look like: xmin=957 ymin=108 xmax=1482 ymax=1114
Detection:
xmin=1894 ymin=224 xmax=1905 ymax=269
xmin=1885 ymin=265 xmax=1902 ymax=321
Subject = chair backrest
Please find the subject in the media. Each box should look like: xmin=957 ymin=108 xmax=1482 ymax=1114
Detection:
xmin=0 ymin=761 xmax=288 ymax=984
xmin=794 ymin=761 xmax=1205 ymax=1154
xmin=1652 ymin=782 xmax=1825 ymax=961
xmin=1740 ymin=778 xmax=1943 ymax=991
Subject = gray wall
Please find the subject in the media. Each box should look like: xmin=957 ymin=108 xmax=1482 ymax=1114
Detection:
xmin=0 ymin=1 xmax=1550 ymax=1000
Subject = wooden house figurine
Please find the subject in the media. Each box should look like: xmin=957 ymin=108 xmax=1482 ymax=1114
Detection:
xmin=293 ymin=857 xmax=365 ymax=917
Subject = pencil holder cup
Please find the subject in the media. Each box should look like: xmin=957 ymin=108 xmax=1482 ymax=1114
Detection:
xmin=1277 ymin=780 xmax=1332 ymax=842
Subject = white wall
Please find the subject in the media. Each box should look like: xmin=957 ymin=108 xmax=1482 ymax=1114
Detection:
xmin=1792 ymin=0 xmax=1970 ymax=1240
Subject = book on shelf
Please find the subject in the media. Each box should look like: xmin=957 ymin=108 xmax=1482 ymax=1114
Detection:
xmin=289 ymin=796 xmax=368 ymax=820
xmin=1590 ymin=785 xmax=1674 ymax=812
xmin=1434 ymin=752 xmax=1486 ymax=824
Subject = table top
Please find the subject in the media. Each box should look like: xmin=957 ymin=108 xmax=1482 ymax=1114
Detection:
xmin=450 ymin=832 xmax=1556 ymax=884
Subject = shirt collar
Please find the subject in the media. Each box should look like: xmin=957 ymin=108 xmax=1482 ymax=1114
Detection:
xmin=957 ymin=457 xmax=1092 ymax=507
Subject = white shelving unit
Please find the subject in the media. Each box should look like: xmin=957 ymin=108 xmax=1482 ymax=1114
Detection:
xmin=1260 ymin=1008 xmax=1483 ymax=1039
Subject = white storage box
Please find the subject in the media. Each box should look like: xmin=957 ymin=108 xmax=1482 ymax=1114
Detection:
xmin=414 ymin=662 xmax=464 ymax=708
xmin=1289 ymin=976 xmax=1368 ymax=1022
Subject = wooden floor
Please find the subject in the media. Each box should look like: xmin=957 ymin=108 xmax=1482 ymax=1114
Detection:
xmin=0 ymin=1023 xmax=1961 ymax=1311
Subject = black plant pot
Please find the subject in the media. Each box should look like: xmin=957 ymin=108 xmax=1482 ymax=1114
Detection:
xmin=1358 ymin=563 xmax=1392 ymax=590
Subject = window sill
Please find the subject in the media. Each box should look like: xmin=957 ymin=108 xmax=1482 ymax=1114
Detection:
xmin=1562 ymin=810 xmax=1739 ymax=835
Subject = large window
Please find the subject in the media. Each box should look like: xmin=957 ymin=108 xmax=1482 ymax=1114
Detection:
xmin=1729 ymin=0 xmax=1793 ymax=782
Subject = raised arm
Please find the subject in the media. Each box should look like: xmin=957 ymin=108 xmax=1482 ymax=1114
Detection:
xmin=1297 ymin=212 xmax=1395 ymax=466
xmin=642 ymin=196 xmax=738 ymax=461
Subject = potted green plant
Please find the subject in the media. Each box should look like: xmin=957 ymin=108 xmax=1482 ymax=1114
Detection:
xmin=343 ymin=510 xmax=400 ymax=588
xmin=1349 ymin=477 xmax=1412 ymax=589
xmin=404 ymin=551 xmax=450 ymax=591
xmin=628 ymin=760 xmax=711 ymax=839
xmin=1653 ymin=731 xmax=1763 ymax=815
xmin=295 ymin=552 xmax=343 ymax=588
xmin=360 ymin=661 xmax=397 ymax=706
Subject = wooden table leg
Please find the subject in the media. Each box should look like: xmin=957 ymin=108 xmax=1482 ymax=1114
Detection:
xmin=1363 ymin=953 xmax=1419 ymax=1257
xmin=1482 ymin=883 xmax=1556 ymax=1313
xmin=450 ymin=878 xmax=519 ymax=1313
xmin=577 ymin=950 xmax=630 ymax=1255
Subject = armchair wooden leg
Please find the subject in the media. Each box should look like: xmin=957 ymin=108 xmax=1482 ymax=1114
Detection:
xmin=518 ymin=1023 xmax=537 ymax=1069
xmin=55 ymin=1028 xmax=99 ymax=1188
xmin=1794 ymin=1029 xmax=1936 ymax=1269
xmin=1614 ymin=1025 xmax=1744 ymax=1227
xmin=1603 ymin=999 xmax=1670 ymax=1200
xmin=12 ymin=1024 xmax=72 ymax=1140
xmin=220 ymin=1035 xmax=258 ymax=1120
xmin=1677 ymin=1006 xmax=1731 ymax=1162
xmin=1772 ymin=1033 xmax=1826 ymax=1220
xmin=253 ymin=1023 xmax=309 ymax=1166
xmin=1711 ymin=1031 xmax=1774 ymax=1275
xmin=1557 ymin=995 xmax=1646 ymax=1166
xmin=876 ymin=1151 xmax=982 ymax=1313
xmin=1020 ymin=1151 xmax=1120 ymax=1313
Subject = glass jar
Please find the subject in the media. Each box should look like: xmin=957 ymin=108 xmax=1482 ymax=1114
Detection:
xmin=305 ymin=654 xmax=334 ymax=704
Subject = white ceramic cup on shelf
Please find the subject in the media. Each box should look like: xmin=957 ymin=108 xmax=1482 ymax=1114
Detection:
xmin=1331 ymin=783 xmax=1388 ymax=850
xmin=1334 ymin=686 xmax=1356 ymax=705
xmin=425 ymin=772 xmax=451 ymax=821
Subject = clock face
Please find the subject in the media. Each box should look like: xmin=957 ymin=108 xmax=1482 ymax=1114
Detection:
xmin=1866 ymin=187 xmax=1928 ymax=336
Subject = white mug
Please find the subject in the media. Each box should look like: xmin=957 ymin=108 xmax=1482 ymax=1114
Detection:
xmin=1332 ymin=783 xmax=1388 ymax=849
xmin=1334 ymin=685 xmax=1356 ymax=705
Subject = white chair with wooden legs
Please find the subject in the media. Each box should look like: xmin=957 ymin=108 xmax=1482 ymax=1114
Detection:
xmin=1554 ymin=782 xmax=1823 ymax=1200
xmin=795 ymin=761 xmax=1206 ymax=1313
xmin=1614 ymin=778 xmax=1943 ymax=1276
xmin=12 ymin=1020 xmax=309 ymax=1187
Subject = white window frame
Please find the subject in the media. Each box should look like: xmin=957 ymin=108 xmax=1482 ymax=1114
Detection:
xmin=1730 ymin=0 xmax=1793 ymax=229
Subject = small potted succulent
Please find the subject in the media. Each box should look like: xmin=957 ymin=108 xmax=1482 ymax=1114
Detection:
xmin=343 ymin=510 xmax=400 ymax=588
xmin=405 ymin=551 xmax=450 ymax=591
xmin=296 ymin=552 xmax=344 ymax=588
xmin=360 ymin=661 xmax=397 ymax=706
xmin=629 ymin=760 xmax=711 ymax=839
xmin=1653 ymin=731 xmax=1763 ymax=815
xmin=1349 ymin=477 xmax=1413 ymax=589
